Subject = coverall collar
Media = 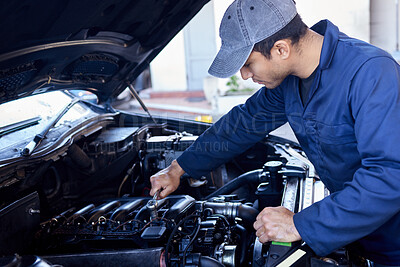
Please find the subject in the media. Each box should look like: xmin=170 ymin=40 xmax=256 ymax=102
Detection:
xmin=311 ymin=20 xmax=340 ymax=70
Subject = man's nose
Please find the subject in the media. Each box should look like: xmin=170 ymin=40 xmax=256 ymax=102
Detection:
xmin=240 ymin=67 xmax=252 ymax=80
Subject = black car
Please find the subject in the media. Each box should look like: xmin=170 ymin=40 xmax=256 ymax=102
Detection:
xmin=0 ymin=1 xmax=351 ymax=266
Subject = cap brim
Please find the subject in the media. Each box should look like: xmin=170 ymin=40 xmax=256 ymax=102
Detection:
xmin=208 ymin=45 xmax=254 ymax=78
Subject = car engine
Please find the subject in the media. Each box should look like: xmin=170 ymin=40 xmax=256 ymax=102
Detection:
xmin=0 ymin=121 xmax=351 ymax=267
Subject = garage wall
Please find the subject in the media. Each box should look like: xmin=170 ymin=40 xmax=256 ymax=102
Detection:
xmin=296 ymin=0 xmax=370 ymax=42
xmin=150 ymin=32 xmax=187 ymax=92
xmin=370 ymin=0 xmax=400 ymax=54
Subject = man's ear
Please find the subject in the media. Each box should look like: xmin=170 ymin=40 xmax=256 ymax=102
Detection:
xmin=272 ymin=40 xmax=290 ymax=59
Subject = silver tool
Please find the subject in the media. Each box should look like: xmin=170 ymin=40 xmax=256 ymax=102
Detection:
xmin=146 ymin=189 xmax=161 ymax=221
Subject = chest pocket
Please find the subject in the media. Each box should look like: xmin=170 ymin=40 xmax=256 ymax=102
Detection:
xmin=315 ymin=122 xmax=360 ymax=192
xmin=316 ymin=122 xmax=356 ymax=145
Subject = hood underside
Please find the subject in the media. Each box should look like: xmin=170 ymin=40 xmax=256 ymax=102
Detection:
xmin=0 ymin=0 xmax=209 ymax=104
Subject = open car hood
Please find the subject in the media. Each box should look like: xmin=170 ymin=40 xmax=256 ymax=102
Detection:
xmin=0 ymin=0 xmax=209 ymax=104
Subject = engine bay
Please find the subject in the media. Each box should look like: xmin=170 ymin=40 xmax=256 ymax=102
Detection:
xmin=0 ymin=121 xmax=351 ymax=267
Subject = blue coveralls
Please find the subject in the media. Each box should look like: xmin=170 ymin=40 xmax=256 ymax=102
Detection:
xmin=177 ymin=20 xmax=400 ymax=265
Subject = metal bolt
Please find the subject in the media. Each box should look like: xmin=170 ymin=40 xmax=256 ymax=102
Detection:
xmin=28 ymin=208 xmax=40 ymax=215
xmin=271 ymin=254 xmax=279 ymax=260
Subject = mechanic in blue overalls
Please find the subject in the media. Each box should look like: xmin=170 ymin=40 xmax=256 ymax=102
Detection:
xmin=150 ymin=0 xmax=400 ymax=266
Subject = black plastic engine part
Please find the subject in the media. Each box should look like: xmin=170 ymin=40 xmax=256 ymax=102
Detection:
xmin=42 ymin=248 xmax=163 ymax=267
xmin=256 ymin=161 xmax=285 ymax=208
xmin=87 ymin=200 xmax=121 ymax=223
xmin=203 ymin=201 xmax=258 ymax=230
xmin=109 ymin=199 xmax=146 ymax=222
xmin=85 ymin=127 xmax=139 ymax=154
xmin=0 ymin=192 xmax=40 ymax=255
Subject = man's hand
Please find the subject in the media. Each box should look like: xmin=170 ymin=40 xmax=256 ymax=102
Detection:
xmin=253 ymin=206 xmax=301 ymax=243
xmin=150 ymin=159 xmax=185 ymax=199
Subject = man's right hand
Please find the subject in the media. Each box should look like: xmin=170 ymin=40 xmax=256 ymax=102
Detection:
xmin=150 ymin=159 xmax=185 ymax=199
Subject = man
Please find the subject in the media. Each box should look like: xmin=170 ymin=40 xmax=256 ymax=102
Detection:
xmin=150 ymin=0 xmax=400 ymax=265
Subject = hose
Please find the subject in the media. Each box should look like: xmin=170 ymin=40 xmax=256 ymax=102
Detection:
xmin=203 ymin=201 xmax=258 ymax=230
xmin=67 ymin=144 xmax=91 ymax=169
xmin=183 ymin=217 xmax=201 ymax=267
xmin=235 ymin=224 xmax=247 ymax=266
xmin=45 ymin=166 xmax=62 ymax=199
xmin=204 ymin=169 xmax=262 ymax=200
xmin=237 ymin=204 xmax=258 ymax=229
xmin=199 ymin=256 xmax=224 ymax=267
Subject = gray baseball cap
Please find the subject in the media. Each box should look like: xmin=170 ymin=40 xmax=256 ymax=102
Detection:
xmin=208 ymin=0 xmax=297 ymax=78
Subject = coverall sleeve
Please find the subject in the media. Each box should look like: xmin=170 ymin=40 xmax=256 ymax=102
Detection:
xmin=177 ymin=86 xmax=287 ymax=178
xmin=293 ymin=57 xmax=400 ymax=255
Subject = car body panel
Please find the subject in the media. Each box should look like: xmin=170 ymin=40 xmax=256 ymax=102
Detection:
xmin=0 ymin=0 xmax=210 ymax=104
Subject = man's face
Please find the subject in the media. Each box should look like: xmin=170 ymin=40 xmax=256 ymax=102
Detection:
xmin=240 ymin=51 xmax=289 ymax=89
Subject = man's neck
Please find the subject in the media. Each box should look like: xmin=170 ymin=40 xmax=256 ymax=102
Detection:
xmin=292 ymin=29 xmax=324 ymax=79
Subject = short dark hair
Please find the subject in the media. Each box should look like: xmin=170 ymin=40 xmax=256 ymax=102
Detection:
xmin=253 ymin=14 xmax=308 ymax=59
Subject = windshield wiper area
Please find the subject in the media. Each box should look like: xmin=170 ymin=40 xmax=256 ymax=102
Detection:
xmin=0 ymin=117 xmax=42 ymax=138
xmin=21 ymin=98 xmax=80 ymax=157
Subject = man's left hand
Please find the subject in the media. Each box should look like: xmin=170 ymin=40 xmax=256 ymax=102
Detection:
xmin=253 ymin=206 xmax=302 ymax=243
